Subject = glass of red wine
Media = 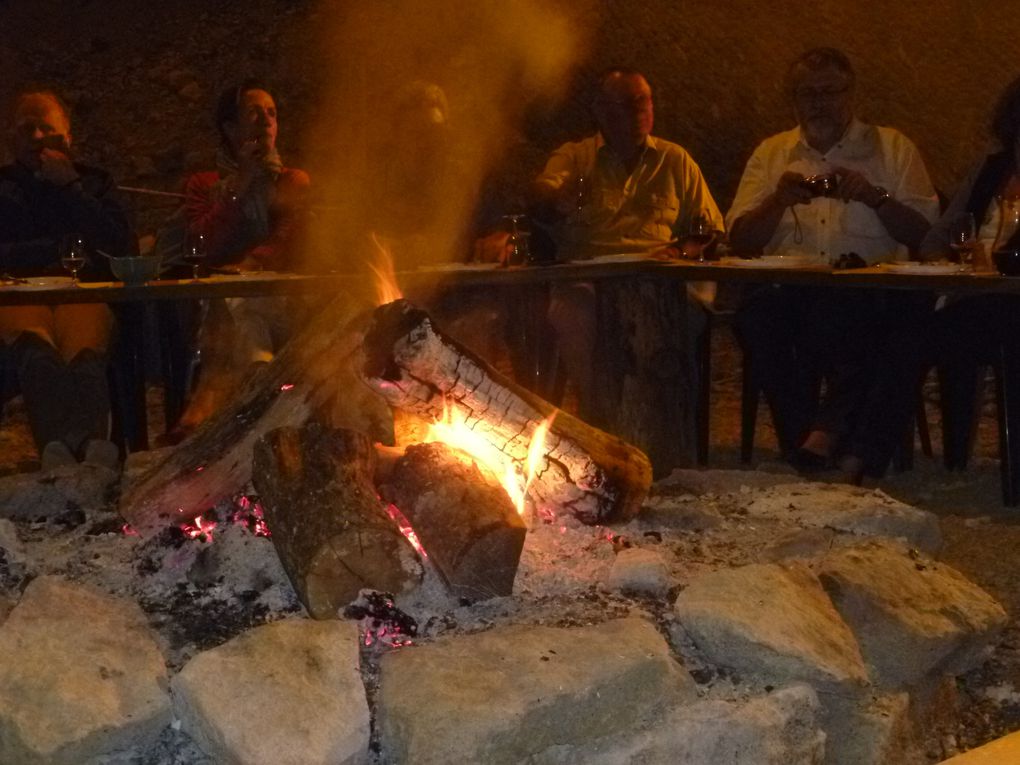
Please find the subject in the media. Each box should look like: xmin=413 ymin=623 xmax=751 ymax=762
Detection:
xmin=685 ymin=214 xmax=716 ymax=261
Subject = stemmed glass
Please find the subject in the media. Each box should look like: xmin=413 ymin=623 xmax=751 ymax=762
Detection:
xmin=60 ymin=234 xmax=87 ymax=286
xmin=503 ymin=214 xmax=530 ymax=267
xmin=685 ymin=214 xmax=717 ymax=261
xmin=948 ymin=213 xmax=977 ymax=269
xmin=183 ymin=233 xmax=207 ymax=281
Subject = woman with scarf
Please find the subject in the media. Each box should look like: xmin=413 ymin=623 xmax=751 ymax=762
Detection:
xmin=168 ymin=80 xmax=310 ymax=441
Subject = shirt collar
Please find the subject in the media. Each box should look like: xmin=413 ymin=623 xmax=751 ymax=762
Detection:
xmin=596 ymin=132 xmax=659 ymax=157
xmin=793 ymin=117 xmax=866 ymax=157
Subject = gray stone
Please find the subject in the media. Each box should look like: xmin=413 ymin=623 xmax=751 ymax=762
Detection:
xmin=0 ymin=576 xmax=171 ymax=765
xmin=741 ymin=485 xmax=943 ymax=554
xmin=0 ymin=517 xmax=30 ymax=588
xmin=606 ymin=546 xmax=673 ymax=597
xmin=675 ymin=562 xmax=869 ymax=692
xmin=657 ymin=468 xmax=804 ymax=497
xmin=530 ymin=684 xmax=825 ymax=765
xmin=821 ymin=692 xmax=921 ymax=765
xmin=815 ymin=541 xmax=1008 ymax=688
xmin=0 ymin=463 xmax=118 ymax=521
xmin=762 ymin=528 xmax=840 ymax=562
xmin=172 ymin=619 xmax=369 ymax=765
xmin=376 ymin=617 xmax=695 ymax=764
xmin=639 ymin=495 xmax=724 ymax=530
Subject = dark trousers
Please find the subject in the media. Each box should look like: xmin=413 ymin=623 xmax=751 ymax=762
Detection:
xmin=10 ymin=332 xmax=110 ymax=454
xmin=736 ymin=285 xmax=932 ymax=464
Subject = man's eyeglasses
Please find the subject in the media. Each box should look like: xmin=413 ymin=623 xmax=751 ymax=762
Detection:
xmin=793 ymin=85 xmax=851 ymax=102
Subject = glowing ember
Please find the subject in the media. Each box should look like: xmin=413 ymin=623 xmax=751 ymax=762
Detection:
xmin=344 ymin=591 xmax=417 ymax=650
xmin=424 ymin=402 xmax=556 ymax=517
xmin=368 ymin=233 xmax=403 ymax=306
xmin=121 ymin=523 xmax=139 ymax=537
xmin=180 ymin=514 xmax=217 ymax=543
xmin=231 ymin=495 xmax=271 ymax=538
xmin=385 ymin=503 xmax=427 ymax=558
xmin=279 ymin=383 xmax=295 ymax=392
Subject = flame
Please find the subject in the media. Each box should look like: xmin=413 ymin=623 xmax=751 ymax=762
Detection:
xmin=424 ymin=401 xmax=555 ymax=517
xmin=384 ymin=502 xmax=427 ymax=558
xmin=181 ymin=514 xmax=217 ymax=542
xmin=368 ymin=233 xmax=403 ymax=306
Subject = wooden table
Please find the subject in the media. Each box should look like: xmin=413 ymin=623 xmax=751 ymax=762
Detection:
xmin=5 ymin=262 xmax=1019 ymax=492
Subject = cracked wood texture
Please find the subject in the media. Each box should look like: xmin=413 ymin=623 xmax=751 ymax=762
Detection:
xmin=119 ymin=295 xmax=393 ymax=536
xmin=252 ymin=423 xmax=422 ymax=619
xmin=361 ymin=300 xmax=652 ymax=524
xmin=380 ymin=441 xmax=527 ymax=601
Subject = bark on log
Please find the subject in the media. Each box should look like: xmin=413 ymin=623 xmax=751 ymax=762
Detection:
xmin=361 ymin=299 xmax=652 ymax=524
xmin=120 ymin=295 xmax=394 ymax=536
xmin=380 ymin=441 xmax=526 ymax=601
xmin=252 ymin=423 xmax=422 ymax=619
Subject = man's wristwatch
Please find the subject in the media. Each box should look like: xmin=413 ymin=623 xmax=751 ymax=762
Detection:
xmin=868 ymin=186 xmax=891 ymax=209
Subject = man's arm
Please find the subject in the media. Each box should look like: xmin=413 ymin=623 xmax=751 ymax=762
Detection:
xmin=833 ymin=166 xmax=931 ymax=250
xmin=728 ymin=171 xmax=814 ymax=253
xmin=58 ymin=167 xmax=135 ymax=257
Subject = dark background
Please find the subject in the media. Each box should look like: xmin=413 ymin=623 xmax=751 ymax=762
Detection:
xmin=0 ymin=0 xmax=1012 ymax=236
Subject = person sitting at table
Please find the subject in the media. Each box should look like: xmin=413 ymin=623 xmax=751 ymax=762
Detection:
xmin=0 ymin=86 xmax=133 ymax=469
xmin=727 ymin=47 xmax=938 ymax=471
xmin=849 ymin=74 xmax=1020 ymax=477
xmin=531 ymin=67 xmax=724 ymax=420
xmin=169 ymin=79 xmax=310 ymax=441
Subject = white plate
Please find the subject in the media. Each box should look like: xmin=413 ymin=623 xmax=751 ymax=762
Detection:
xmin=719 ymin=255 xmax=820 ymax=269
xmin=880 ymin=262 xmax=962 ymax=275
xmin=0 ymin=276 xmax=73 ymax=290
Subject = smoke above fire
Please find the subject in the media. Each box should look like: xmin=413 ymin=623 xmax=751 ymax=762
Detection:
xmin=305 ymin=0 xmax=586 ymax=287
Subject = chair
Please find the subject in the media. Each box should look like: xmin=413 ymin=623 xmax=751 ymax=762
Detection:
xmin=737 ymin=349 xmax=932 ymax=468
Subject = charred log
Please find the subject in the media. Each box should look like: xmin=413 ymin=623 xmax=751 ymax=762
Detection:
xmin=252 ymin=423 xmax=422 ymax=619
xmin=361 ymin=299 xmax=652 ymax=524
xmin=120 ymin=295 xmax=393 ymax=536
xmin=380 ymin=442 xmax=526 ymax=601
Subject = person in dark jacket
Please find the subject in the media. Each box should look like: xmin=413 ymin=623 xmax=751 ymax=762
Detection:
xmin=0 ymin=87 xmax=133 ymax=468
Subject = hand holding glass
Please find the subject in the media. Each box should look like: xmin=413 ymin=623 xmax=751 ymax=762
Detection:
xmin=684 ymin=215 xmax=716 ymax=261
xmin=60 ymin=234 xmax=87 ymax=285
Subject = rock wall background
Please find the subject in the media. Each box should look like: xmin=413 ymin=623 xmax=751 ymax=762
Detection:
xmin=0 ymin=0 xmax=1014 ymax=237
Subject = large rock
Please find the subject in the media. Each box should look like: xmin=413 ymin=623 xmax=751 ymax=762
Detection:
xmin=172 ymin=618 xmax=369 ymax=765
xmin=815 ymin=541 xmax=1008 ymax=688
xmin=820 ymin=692 xmax=920 ymax=765
xmin=0 ymin=576 xmax=171 ymax=764
xmin=674 ymin=562 xmax=868 ymax=692
xmin=656 ymin=468 xmax=802 ymax=497
xmin=605 ymin=547 xmax=673 ymax=597
xmin=0 ymin=463 xmax=118 ymax=521
xmin=530 ymin=684 xmax=826 ymax=765
xmin=741 ymin=484 xmax=943 ymax=554
xmin=376 ymin=617 xmax=695 ymax=764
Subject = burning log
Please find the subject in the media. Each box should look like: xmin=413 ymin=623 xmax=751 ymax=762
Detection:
xmin=361 ymin=299 xmax=652 ymax=524
xmin=380 ymin=442 xmax=526 ymax=601
xmin=252 ymin=423 xmax=422 ymax=619
xmin=120 ymin=296 xmax=393 ymax=536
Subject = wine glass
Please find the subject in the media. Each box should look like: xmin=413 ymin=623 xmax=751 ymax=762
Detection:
xmin=184 ymin=233 xmax=207 ymax=281
xmin=60 ymin=234 xmax=87 ymax=286
xmin=685 ymin=214 xmax=716 ymax=261
xmin=503 ymin=214 xmax=530 ymax=267
xmin=574 ymin=175 xmax=588 ymax=225
xmin=948 ymin=213 xmax=976 ymax=268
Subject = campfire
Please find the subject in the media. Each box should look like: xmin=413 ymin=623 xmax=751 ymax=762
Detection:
xmin=120 ymin=273 xmax=653 ymax=620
